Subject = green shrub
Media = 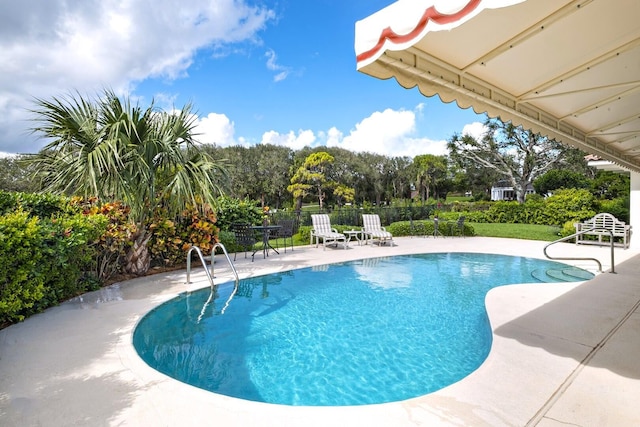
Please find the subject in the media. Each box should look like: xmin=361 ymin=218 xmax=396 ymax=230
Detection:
xmin=540 ymin=188 xmax=597 ymax=226
xmin=483 ymin=201 xmax=528 ymax=223
xmin=216 ymin=230 xmax=240 ymax=253
xmin=0 ymin=191 xmax=16 ymax=214
xmin=214 ymin=196 xmax=262 ymax=231
xmin=0 ymin=211 xmax=46 ymax=324
xmin=297 ymin=225 xmax=313 ymax=244
xmin=386 ymin=221 xmax=418 ymax=236
xmin=559 ymin=221 xmax=578 ymax=238
xmin=298 ymin=219 xmax=475 ymax=239
xmin=596 ymin=197 xmax=629 ymax=223
xmin=0 ymin=191 xmax=77 ymax=218
xmin=0 ymin=206 xmax=107 ymax=325
xmin=33 ymin=214 xmax=107 ymax=311
xmin=387 ymin=220 xmax=475 ymax=237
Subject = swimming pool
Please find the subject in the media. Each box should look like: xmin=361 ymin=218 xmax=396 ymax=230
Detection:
xmin=133 ymin=253 xmax=593 ymax=406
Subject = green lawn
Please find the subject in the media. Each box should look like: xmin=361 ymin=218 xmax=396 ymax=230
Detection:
xmin=468 ymin=222 xmax=561 ymax=241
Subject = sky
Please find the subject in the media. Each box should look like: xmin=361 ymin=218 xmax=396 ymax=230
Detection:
xmin=0 ymin=0 xmax=486 ymax=158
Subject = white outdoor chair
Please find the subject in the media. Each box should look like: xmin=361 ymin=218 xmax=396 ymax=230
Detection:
xmin=310 ymin=214 xmax=347 ymax=250
xmin=362 ymin=214 xmax=393 ymax=246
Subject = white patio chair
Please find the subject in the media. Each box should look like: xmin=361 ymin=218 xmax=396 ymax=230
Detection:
xmin=362 ymin=214 xmax=393 ymax=246
xmin=310 ymin=214 xmax=347 ymax=250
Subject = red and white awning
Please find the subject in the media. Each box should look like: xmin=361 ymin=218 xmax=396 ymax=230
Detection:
xmin=355 ymin=0 xmax=640 ymax=173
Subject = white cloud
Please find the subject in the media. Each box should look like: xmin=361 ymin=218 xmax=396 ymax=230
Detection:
xmin=328 ymin=107 xmax=448 ymax=157
xmin=0 ymin=0 xmax=274 ymax=154
xmin=461 ymin=121 xmax=487 ymax=141
xmin=261 ymin=130 xmax=316 ymax=150
xmin=255 ymin=107 xmax=452 ymax=157
xmin=265 ymin=49 xmax=291 ymax=82
xmin=195 ymin=113 xmax=238 ymax=146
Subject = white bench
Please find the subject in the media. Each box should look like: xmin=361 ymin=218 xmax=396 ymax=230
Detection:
xmin=574 ymin=213 xmax=631 ymax=249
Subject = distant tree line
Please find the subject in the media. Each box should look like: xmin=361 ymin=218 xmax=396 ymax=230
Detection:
xmin=1 ymin=136 xmax=624 ymax=212
xmin=0 ymin=105 xmax=627 ymax=214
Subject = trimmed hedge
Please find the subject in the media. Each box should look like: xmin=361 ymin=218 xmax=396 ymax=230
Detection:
xmin=386 ymin=220 xmax=475 ymax=237
xmin=0 ymin=211 xmax=45 ymax=323
xmin=0 ymin=191 xmax=77 ymax=217
xmin=0 ymin=210 xmax=106 ymax=324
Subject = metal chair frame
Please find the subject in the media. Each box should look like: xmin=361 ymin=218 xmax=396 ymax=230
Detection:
xmin=231 ymin=223 xmax=257 ymax=261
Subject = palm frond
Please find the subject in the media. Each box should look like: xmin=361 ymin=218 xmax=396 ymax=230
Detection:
xmin=27 ymin=88 xmax=227 ymax=228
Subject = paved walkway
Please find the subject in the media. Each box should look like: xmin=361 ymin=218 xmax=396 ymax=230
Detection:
xmin=1 ymin=237 xmax=639 ymax=426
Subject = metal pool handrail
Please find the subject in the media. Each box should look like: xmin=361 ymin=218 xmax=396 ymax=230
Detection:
xmin=186 ymin=244 xmax=240 ymax=318
xmin=186 ymin=243 xmax=239 ymax=286
xmin=543 ymin=227 xmax=615 ymax=274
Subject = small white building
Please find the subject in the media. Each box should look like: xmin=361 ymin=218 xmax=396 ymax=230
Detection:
xmin=490 ymin=180 xmax=535 ymax=201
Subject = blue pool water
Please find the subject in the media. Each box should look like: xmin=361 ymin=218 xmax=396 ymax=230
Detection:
xmin=133 ymin=253 xmax=593 ymax=406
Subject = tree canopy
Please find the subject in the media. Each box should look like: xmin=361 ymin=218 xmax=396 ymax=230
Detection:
xmin=288 ymin=151 xmax=341 ymax=210
xmin=4 ymin=109 xmax=615 ymax=213
xmin=0 ymin=155 xmax=38 ymax=193
xmin=413 ymin=154 xmax=449 ymax=201
xmin=448 ymin=118 xmax=565 ymax=203
xmin=533 ymin=169 xmax=591 ymax=195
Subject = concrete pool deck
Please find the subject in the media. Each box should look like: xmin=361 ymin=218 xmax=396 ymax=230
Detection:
xmin=1 ymin=236 xmax=639 ymax=426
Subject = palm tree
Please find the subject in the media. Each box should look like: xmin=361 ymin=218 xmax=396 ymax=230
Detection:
xmin=28 ymin=89 xmax=226 ymax=275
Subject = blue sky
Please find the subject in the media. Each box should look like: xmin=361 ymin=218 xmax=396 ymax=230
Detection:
xmin=0 ymin=0 xmax=485 ymax=157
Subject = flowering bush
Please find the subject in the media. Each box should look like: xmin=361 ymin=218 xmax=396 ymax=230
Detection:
xmin=149 ymin=201 xmax=219 ymax=266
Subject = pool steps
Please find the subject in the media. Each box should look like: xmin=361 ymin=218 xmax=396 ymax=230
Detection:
xmin=531 ymin=267 xmax=595 ymax=283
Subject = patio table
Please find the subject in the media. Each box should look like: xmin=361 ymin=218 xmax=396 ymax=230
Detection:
xmin=250 ymin=225 xmax=282 ymax=259
xmin=343 ymin=230 xmax=362 ymax=246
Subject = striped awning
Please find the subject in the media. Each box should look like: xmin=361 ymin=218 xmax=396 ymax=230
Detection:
xmin=355 ymin=0 xmax=640 ymax=173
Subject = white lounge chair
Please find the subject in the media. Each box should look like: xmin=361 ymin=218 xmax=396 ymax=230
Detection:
xmin=362 ymin=214 xmax=393 ymax=246
xmin=311 ymin=214 xmax=347 ymax=250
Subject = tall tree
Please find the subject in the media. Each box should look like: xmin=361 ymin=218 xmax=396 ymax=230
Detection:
xmin=448 ymin=118 xmax=564 ymax=203
xmin=448 ymin=147 xmax=502 ymax=200
xmin=204 ymin=145 xmax=252 ymax=199
xmin=388 ymin=156 xmax=413 ymax=200
xmin=251 ymin=144 xmax=294 ymax=209
xmin=358 ymin=152 xmax=388 ymax=206
xmin=591 ymin=171 xmax=630 ymax=200
xmin=413 ymin=154 xmax=448 ymax=201
xmin=287 ymin=151 xmax=335 ymax=210
xmin=333 ymin=184 xmax=355 ymax=207
xmin=28 ymin=89 xmax=226 ymax=275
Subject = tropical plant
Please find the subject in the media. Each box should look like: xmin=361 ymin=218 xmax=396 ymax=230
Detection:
xmin=27 ymin=89 xmax=226 ymax=275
